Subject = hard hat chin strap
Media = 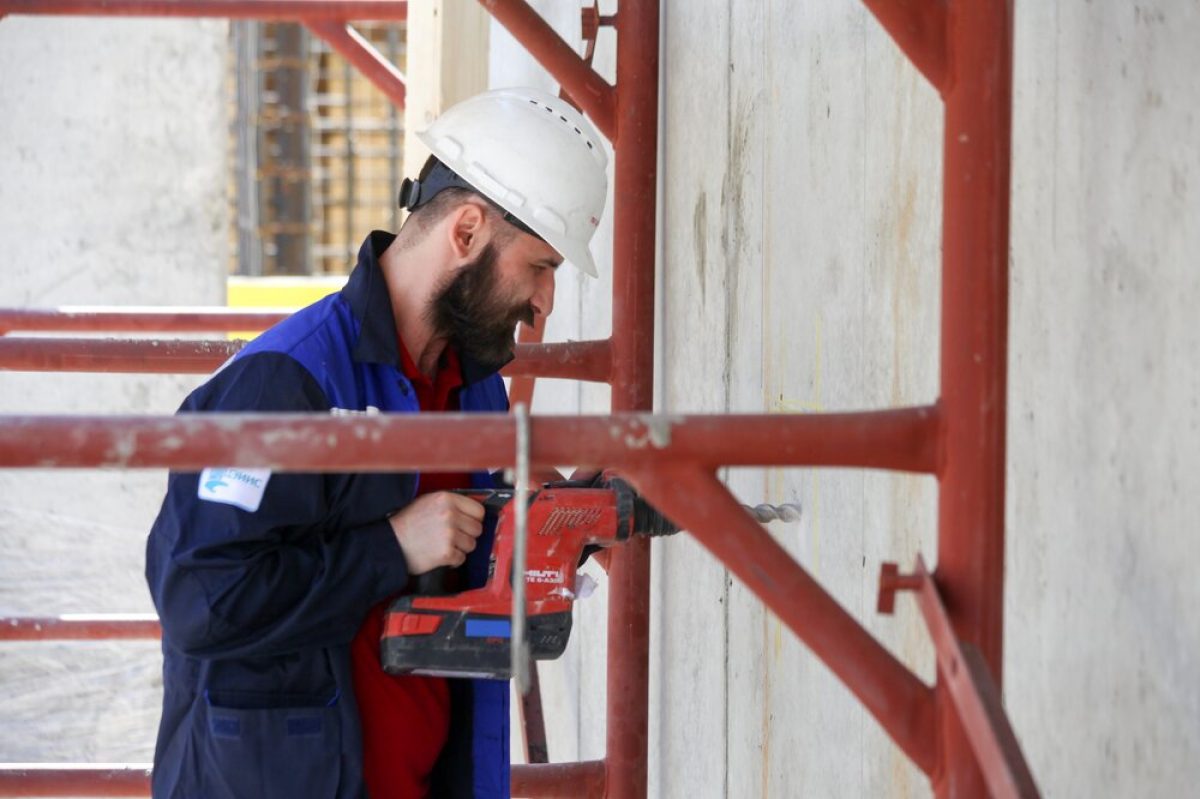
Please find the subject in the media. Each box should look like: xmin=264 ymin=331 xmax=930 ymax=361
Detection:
xmin=399 ymin=160 xmax=543 ymax=242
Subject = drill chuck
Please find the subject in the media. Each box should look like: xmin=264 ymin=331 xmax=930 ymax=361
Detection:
xmin=632 ymin=497 xmax=679 ymax=537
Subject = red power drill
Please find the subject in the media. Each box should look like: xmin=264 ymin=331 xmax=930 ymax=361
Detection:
xmin=381 ymin=477 xmax=677 ymax=679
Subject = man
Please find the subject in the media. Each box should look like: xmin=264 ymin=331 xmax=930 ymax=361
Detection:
xmin=145 ymin=87 xmax=608 ymax=799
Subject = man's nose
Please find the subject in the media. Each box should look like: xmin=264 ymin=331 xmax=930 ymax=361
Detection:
xmin=532 ymin=270 xmax=555 ymax=318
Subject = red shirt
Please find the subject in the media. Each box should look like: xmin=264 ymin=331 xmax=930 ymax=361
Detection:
xmin=351 ymin=341 xmax=470 ymax=799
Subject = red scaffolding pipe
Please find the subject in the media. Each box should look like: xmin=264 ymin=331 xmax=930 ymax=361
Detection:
xmin=479 ymin=0 xmax=616 ymax=141
xmin=0 ymin=0 xmax=1033 ymax=795
xmin=0 ymin=761 xmax=604 ymax=798
xmin=0 ymin=338 xmax=243 ymax=374
xmin=0 ymin=408 xmax=940 ymax=473
xmin=0 ymin=766 xmax=151 ymax=798
xmin=934 ymin=1 xmax=1013 ymax=794
xmin=626 ymin=465 xmax=937 ymax=774
xmin=0 ymin=337 xmax=613 ymax=382
xmin=0 ymin=615 xmax=160 ymax=641
xmin=510 ymin=760 xmax=606 ymax=799
xmin=305 ymin=19 xmax=406 ymax=108
xmin=861 ymin=0 xmax=947 ymax=91
xmin=0 ymin=308 xmax=288 ymax=334
xmin=881 ymin=557 xmax=1039 ymax=798
xmin=604 ymin=2 xmax=659 ymax=794
xmin=507 ymin=318 xmax=546 ymax=409
xmin=0 ymin=0 xmax=408 ymax=20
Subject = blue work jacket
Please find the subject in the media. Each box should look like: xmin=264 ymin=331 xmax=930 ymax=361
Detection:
xmin=145 ymin=232 xmax=511 ymax=798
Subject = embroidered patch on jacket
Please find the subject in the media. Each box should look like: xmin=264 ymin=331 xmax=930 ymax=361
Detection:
xmin=329 ymin=405 xmax=380 ymax=416
xmin=197 ymin=467 xmax=272 ymax=512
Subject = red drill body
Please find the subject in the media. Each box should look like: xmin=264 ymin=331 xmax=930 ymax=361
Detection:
xmin=381 ymin=480 xmax=675 ymax=679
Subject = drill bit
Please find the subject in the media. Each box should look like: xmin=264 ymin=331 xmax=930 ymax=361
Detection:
xmin=742 ymin=502 xmax=803 ymax=524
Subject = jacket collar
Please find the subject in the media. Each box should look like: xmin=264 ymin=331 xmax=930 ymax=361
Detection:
xmin=341 ymin=231 xmax=512 ymax=386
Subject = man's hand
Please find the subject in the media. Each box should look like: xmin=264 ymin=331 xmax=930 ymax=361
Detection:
xmin=389 ymin=492 xmax=485 ymax=575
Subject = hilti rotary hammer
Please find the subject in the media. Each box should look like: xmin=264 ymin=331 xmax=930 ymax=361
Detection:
xmin=381 ymin=476 xmax=677 ymax=680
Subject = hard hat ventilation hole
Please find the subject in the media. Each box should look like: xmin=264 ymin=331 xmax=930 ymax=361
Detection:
xmin=525 ymin=97 xmax=600 ymax=152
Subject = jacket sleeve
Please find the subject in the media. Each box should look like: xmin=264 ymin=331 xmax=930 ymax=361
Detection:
xmin=145 ymin=351 xmax=411 ymax=659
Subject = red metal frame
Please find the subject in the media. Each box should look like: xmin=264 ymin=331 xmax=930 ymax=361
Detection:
xmin=0 ymin=307 xmax=289 ymax=334
xmin=304 ymin=18 xmax=407 ymax=107
xmin=879 ymin=557 xmax=1038 ymax=799
xmin=0 ymin=615 xmax=161 ymax=641
xmin=0 ymin=1 xmax=409 ymax=20
xmin=0 ymin=766 xmax=152 ymax=798
xmin=0 ymin=335 xmax=612 ymax=380
xmin=0 ymin=410 xmax=940 ymax=473
xmin=0 ymin=0 xmax=1033 ymax=797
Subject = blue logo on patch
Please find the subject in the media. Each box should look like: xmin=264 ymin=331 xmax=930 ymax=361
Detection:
xmin=197 ymin=467 xmax=271 ymax=512
xmin=204 ymin=469 xmax=229 ymax=492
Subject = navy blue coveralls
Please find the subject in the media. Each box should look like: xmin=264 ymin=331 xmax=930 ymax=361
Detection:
xmin=145 ymin=232 xmax=511 ymax=798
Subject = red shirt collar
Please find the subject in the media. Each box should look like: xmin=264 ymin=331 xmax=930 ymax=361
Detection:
xmin=397 ymin=335 xmax=464 ymax=412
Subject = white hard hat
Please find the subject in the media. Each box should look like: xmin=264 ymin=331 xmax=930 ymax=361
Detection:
xmin=411 ymin=87 xmax=609 ymax=277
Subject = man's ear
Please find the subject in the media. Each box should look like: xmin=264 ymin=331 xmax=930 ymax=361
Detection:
xmin=447 ymin=201 xmax=489 ymax=262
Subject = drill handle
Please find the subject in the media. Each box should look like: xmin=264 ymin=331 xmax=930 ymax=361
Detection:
xmin=412 ymin=566 xmax=452 ymax=596
xmin=409 ymin=489 xmax=514 ymax=596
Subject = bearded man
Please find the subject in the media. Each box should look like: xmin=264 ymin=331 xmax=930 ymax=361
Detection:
xmin=144 ymin=87 xmax=608 ymax=799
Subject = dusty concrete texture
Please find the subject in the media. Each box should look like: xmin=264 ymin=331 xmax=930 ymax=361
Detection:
xmin=511 ymin=1 xmax=1200 ymax=797
xmin=1 ymin=2 xmax=1198 ymax=797
xmin=0 ymin=16 xmax=228 ymax=762
xmin=642 ymin=1 xmax=1198 ymax=797
xmin=1006 ymin=3 xmax=1200 ymax=796
xmin=652 ymin=3 xmax=940 ymax=795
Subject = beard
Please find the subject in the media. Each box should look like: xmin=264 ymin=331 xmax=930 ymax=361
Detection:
xmin=428 ymin=242 xmax=536 ymax=367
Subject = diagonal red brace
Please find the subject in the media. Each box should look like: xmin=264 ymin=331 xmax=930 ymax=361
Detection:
xmin=479 ymin=0 xmax=615 ymax=140
xmin=305 ymin=19 xmax=406 ymax=109
xmin=884 ymin=556 xmax=1041 ymax=798
xmin=622 ymin=464 xmax=937 ymax=776
xmin=861 ymin=0 xmax=948 ymax=92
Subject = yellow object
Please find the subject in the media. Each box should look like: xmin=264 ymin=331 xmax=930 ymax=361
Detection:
xmin=226 ymin=275 xmax=346 ymax=340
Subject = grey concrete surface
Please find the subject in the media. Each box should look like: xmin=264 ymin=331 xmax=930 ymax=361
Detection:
xmin=1 ymin=2 xmax=1197 ymax=797
xmin=526 ymin=1 xmax=1200 ymax=797
xmin=1007 ymin=3 xmax=1200 ymax=796
xmin=0 ymin=16 xmax=228 ymax=763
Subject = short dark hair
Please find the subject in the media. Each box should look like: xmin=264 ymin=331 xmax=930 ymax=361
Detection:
xmin=397 ymin=156 xmax=511 ymax=244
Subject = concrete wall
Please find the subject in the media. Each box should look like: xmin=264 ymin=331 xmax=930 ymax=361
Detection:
xmin=1 ymin=3 xmax=1196 ymax=796
xmin=653 ymin=4 xmax=939 ymax=795
xmin=0 ymin=17 xmax=228 ymax=761
xmin=651 ymin=2 xmax=1198 ymax=796
xmin=499 ymin=2 xmax=1200 ymax=797
xmin=1007 ymin=3 xmax=1200 ymax=795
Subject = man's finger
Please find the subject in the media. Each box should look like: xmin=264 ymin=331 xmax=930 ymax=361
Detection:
xmin=447 ymin=493 xmax=486 ymax=521
xmin=454 ymin=514 xmax=484 ymax=537
xmin=454 ymin=532 xmax=478 ymax=554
